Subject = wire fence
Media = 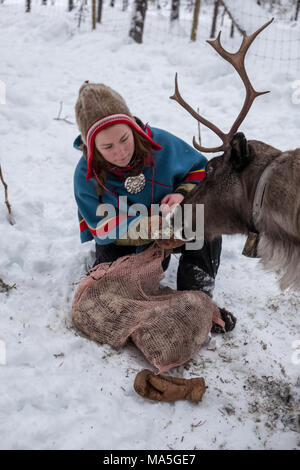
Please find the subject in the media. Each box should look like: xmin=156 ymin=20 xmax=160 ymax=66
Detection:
xmin=1 ymin=0 xmax=299 ymax=74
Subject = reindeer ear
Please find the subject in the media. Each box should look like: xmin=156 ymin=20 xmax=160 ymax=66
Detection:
xmin=229 ymin=132 xmax=250 ymax=172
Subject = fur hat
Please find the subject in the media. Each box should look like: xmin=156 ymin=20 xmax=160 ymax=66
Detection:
xmin=75 ymin=82 xmax=133 ymax=143
xmin=75 ymin=82 xmax=162 ymax=181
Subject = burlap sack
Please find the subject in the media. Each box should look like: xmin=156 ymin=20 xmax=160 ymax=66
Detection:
xmin=71 ymin=244 xmax=222 ymax=373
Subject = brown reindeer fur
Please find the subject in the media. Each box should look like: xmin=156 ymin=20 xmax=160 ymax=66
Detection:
xmin=180 ymin=133 xmax=300 ymax=291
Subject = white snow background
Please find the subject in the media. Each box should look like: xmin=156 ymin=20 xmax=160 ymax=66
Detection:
xmin=0 ymin=0 xmax=299 ymax=450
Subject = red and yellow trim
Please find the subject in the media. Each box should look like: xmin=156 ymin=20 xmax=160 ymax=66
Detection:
xmin=79 ymin=215 xmax=131 ymax=238
xmin=183 ymin=169 xmax=205 ymax=183
xmin=79 ymin=218 xmax=88 ymax=233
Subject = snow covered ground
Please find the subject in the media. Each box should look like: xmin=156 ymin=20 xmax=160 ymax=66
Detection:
xmin=0 ymin=1 xmax=299 ymax=450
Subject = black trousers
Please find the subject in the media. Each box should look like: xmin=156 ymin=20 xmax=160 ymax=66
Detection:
xmin=93 ymin=238 xmax=222 ymax=297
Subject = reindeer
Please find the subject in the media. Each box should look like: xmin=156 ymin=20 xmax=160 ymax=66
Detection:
xmin=168 ymin=19 xmax=300 ymax=291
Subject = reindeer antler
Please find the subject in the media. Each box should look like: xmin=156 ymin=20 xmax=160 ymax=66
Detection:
xmin=170 ymin=18 xmax=274 ymax=153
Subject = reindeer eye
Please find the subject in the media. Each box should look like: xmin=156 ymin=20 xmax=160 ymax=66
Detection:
xmin=206 ymin=165 xmax=214 ymax=177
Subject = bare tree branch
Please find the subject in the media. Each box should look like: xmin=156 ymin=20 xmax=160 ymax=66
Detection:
xmin=0 ymin=278 xmax=16 ymax=293
xmin=53 ymin=101 xmax=74 ymax=125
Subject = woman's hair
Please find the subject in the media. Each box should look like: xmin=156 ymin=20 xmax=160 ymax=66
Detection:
xmin=83 ymin=125 xmax=155 ymax=197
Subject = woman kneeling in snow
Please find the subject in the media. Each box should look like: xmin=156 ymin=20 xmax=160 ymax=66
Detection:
xmin=73 ymin=82 xmax=222 ymax=297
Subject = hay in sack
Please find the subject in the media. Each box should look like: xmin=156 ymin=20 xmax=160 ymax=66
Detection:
xmin=71 ymin=244 xmax=225 ymax=374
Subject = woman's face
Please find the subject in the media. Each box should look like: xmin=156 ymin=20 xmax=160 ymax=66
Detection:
xmin=94 ymin=124 xmax=135 ymax=167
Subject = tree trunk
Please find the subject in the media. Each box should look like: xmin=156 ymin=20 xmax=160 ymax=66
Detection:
xmin=110 ymin=0 xmax=115 ymax=6
xmin=129 ymin=0 xmax=147 ymax=44
xmin=210 ymin=0 xmax=220 ymax=38
xmin=97 ymin=0 xmax=103 ymax=23
xmin=97 ymin=0 xmax=103 ymax=22
xmin=191 ymin=0 xmax=201 ymax=42
xmin=187 ymin=0 xmax=193 ymax=12
xmin=92 ymin=0 xmax=96 ymax=30
xmin=68 ymin=0 xmax=74 ymax=12
xmin=77 ymin=1 xmax=85 ymax=28
xmin=122 ymin=0 xmax=128 ymax=11
xmin=170 ymin=0 xmax=180 ymax=22
xmin=221 ymin=5 xmax=225 ymax=26
xmin=25 ymin=0 xmax=31 ymax=12
xmin=41 ymin=0 xmax=47 ymax=4
xmin=295 ymin=0 xmax=300 ymax=21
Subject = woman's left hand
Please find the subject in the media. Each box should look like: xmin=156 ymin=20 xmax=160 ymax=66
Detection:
xmin=155 ymin=238 xmax=185 ymax=250
xmin=160 ymin=193 xmax=184 ymax=213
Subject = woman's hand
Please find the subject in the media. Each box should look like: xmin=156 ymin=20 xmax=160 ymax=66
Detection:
xmin=154 ymin=238 xmax=185 ymax=250
xmin=155 ymin=193 xmax=185 ymax=249
xmin=160 ymin=193 xmax=184 ymax=214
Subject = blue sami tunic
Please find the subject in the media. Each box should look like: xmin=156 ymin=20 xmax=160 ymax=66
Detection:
xmin=73 ymin=126 xmax=207 ymax=251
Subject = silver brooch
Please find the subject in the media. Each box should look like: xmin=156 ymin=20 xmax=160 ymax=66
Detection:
xmin=124 ymin=173 xmax=146 ymax=194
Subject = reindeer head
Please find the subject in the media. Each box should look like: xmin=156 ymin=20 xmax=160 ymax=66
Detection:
xmin=169 ymin=18 xmax=277 ymax=242
xmin=176 ymin=130 xmax=282 ymax=243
